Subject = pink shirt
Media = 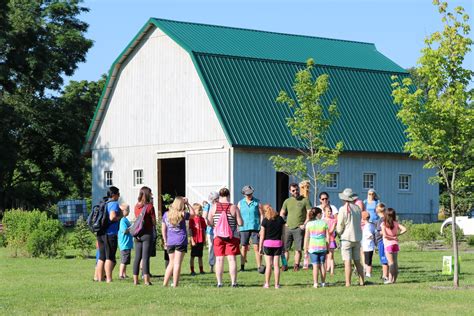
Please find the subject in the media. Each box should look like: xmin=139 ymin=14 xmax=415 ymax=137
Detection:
xmin=381 ymin=221 xmax=400 ymax=247
xmin=324 ymin=216 xmax=337 ymax=243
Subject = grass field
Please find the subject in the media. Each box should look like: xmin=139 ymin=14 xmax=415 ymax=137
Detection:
xmin=0 ymin=245 xmax=473 ymax=315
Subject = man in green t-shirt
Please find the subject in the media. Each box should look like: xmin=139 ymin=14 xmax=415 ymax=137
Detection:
xmin=280 ymin=183 xmax=312 ymax=271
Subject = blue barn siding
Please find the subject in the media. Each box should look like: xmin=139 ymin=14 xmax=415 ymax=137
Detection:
xmin=233 ymin=149 xmax=438 ymax=223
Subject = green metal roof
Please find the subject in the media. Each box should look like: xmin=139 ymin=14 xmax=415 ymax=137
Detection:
xmin=152 ymin=18 xmax=406 ymax=73
xmin=193 ymin=53 xmax=407 ymax=152
xmin=83 ymin=18 xmax=408 ymax=154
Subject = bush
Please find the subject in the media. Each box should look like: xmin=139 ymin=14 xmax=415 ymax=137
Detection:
xmin=0 ymin=232 xmax=6 ymax=248
xmin=443 ymin=225 xmax=464 ymax=246
xmin=410 ymin=223 xmax=439 ymax=249
xmin=2 ymin=209 xmax=64 ymax=257
xmin=466 ymin=236 xmax=474 ymax=247
xmin=68 ymin=216 xmax=95 ymax=258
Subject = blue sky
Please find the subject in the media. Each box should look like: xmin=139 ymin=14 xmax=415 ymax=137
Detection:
xmin=67 ymin=0 xmax=473 ymax=84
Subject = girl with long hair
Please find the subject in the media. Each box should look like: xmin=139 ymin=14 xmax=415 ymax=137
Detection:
xmin=133 ymin=186 xmax=156 ymax=285
xmin=381 ymin=208 xmax=407 ymax=284
xmin=259 ymin=204 xmax=286 ymax=288
xmin=162 ymin=196 xmax=195 ymax=287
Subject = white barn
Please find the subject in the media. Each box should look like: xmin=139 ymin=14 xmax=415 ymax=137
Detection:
xmin=83 ymin=18 xmax=439 ymax=222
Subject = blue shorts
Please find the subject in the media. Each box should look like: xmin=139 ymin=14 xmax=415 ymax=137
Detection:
xmin=378 ymin=240 xmax=388 ymax=265
xmin=309 ymin=252 xmax=326 ymax=265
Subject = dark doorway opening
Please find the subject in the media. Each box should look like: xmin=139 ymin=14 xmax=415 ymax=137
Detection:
xmin=157 ymin=158 xmax=185 ymax=215
xmin=276 ymin=172 xmax=289 ymax=211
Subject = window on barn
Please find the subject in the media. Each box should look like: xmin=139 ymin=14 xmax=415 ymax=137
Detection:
xmin=363 ymin=173 xmax=376 ymax=190
xmin=399 ymin=174 xmax=411 ymax=192
xmin=326 ymin=172 xmax=339 ymax=189
xmin=104 ymin=171 xmax=113 ymax=187
xmin=134 ymin=169 xmax=144 ymax=186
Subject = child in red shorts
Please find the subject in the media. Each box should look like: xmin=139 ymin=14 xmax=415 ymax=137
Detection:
xmin=189 ymin=203 xmax=207 ymax=275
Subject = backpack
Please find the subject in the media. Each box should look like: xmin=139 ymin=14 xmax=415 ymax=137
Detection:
xmin=87 ymin=200 xmax=109 ymax=234
xmin=129 ymin=204 xmax=148 ymax=237
xmin=214 ymin=203 xmax=233 ymax=239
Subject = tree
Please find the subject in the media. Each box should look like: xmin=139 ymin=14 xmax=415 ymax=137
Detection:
xmin=392 ymin=0 xmax=473 ymax=287
xmin=270 ymin=59 xmax=343 ymax=205
xmin=0 ymin=0 xmax=93 ymax=212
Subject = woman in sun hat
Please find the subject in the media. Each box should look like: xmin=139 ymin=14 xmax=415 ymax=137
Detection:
xmin=336 ymin=188 xmax=365 ymax=287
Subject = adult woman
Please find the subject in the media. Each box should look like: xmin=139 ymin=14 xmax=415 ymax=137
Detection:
xmin=132 ymin=186 xmax=156 ymax=285
xmin=208 ymin=188 xmax=243 ymax=287
xmin=363 ymin=189 xmax=379 ymax=223
xmin=162 ymin=196 xmax=195 ymax=287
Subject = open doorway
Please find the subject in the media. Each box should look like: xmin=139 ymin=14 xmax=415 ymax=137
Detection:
xmin=157 ymin=158 xmax=185 ymax=215
xmin=276 ymin=172 xmax=289 ymax=211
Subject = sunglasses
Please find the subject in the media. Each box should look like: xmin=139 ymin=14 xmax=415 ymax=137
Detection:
xmin=321 ymin=197 xmax=328 ymax=200
xmin=291 ymin=189 xmax=299 ymax=192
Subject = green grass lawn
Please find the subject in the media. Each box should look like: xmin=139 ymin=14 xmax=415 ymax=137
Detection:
xmin=0 ymin=246 xmax=473 ymax=315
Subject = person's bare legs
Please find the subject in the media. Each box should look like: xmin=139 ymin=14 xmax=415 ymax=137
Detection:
xmin=163 ymin=252 xmax=175 ymax=286
xmin=273 ymin=255 xmax=281 ymax=287
xmin=96 ymin=260 xmax=105 ymax=282
xmin=354 ymin=260 xmax=365 ymax=285
xmin=105 ymin=260 xmax=115 ymax=283
xmin=253 ymin=244 xmax=261 ymax=268
xmin=344 ymin=260 xmax=352 ymax=287
xmin=172 ymin=251 xmax=185 ymax=287
xmin=312 ymin=263 xmax=319 ymax=287
xmin=392 ymin=252 xmax=399 ymax=283
xmin=215 ymin=256 xmax=224 ymax=285
xmin=320 ymin=261 xmax=327 ymax=284
xmin=327 ymin=249 xmax=335 ymax=275
xmin=386 ymin=252 xmax=398 ymax=283
xmin=264 ymin=255 xmax=272 ymax=286
xmin=119 ymin=263 xmax=126 ymax=278
xmin=227 ymin=255 xmax=238 ymax=285
xmin=294 ymin=250 xmax=302 ymax=268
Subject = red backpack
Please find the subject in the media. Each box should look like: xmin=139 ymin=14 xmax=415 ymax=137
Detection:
xmin=214 ymin=203 xmax=233 ymax=239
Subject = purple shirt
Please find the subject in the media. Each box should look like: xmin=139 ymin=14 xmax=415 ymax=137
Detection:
xmin=162 ymin=212 xmax=190 ymax=246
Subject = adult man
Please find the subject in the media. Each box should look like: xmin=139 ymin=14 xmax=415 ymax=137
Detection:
xmin=96 ymin=186 xmax=122 ymax=283
xmin=317 ymin=191 xmax=338 ymax=218
xmin=238 ymin=185 xmax=264 ymax=273
xmin=336 ymin=188 xmax=365 ymax=287
xmin=202 ymin=191 xmax=219 ymax=273
xmin=280 ymin=183 xmax=312 ymax=271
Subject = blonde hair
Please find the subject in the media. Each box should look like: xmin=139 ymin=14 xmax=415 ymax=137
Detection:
xmin=263 ymin=204 xmax=278 ymax=221
xmin=376 ymin=202 xmax=386 ymax=215
xmin=168 ymin=196 xmax=185 ymax=226
xmin=193 ymin=203 xmax=203 ymax=216
xmin=299 ymin=180 xmax=310 ymax=198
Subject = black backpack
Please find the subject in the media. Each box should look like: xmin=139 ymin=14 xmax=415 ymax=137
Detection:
xmin=87 ymin=200 xmax=109 ymax=234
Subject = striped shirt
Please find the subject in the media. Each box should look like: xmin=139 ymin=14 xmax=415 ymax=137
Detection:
xmin=306 ymin=219 xmax=328 ymax=253
xmin=213 ymin=202 xmax=238 ymax=237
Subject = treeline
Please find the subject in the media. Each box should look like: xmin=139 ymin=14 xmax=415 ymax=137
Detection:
xmin=0 ymin=0 xmax=102 ymax=214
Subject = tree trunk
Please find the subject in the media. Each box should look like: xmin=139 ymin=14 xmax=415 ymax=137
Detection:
xmin=450 ymin=192 xmax=459 ymax=287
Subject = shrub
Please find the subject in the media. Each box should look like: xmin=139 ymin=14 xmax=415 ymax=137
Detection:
xmin=0 ymin=232 xmax=6 ymax=247
xmin=68 ymin=216 xmax=95 ymax=258
xmin=443 ymin=225 xmax=464 ymax=246
xmin=466 ymin=236 xmax=474 ymax=247
xmin=2 ymin=209 xmax=64 ymax=257
xmin=410 ymin=223 xmax=439 ymax=250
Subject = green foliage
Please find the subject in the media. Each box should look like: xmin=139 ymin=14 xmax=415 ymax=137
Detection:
xmin=270 ymin=59 xmax=343 ymax=204
xmin=68 ymin=216 xmax=95 ymax=258
xmin=2 ymin=209 xmax=64 ymax=257
xmin=410 ymin=223 xmax=439 ymax=249
xmin=467 ymin=236 xmax=474 ymax=247
xmin=443 ymin=225 xmax=464 ymax=247
xmin=0 ymin=232 xmax=6 ymax=248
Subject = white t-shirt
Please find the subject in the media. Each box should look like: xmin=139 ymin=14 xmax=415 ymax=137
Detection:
xmin=362 ymin=222 xmax=376 ymax=251
xmin=318 ymin=204 xmax=338 ymax=219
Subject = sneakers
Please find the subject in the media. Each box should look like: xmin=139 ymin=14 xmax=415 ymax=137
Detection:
xmin=282 ymin=265 xmax=288 ymax=271
xmin=258 ymin=266 xmax=266 ymax=274
xmin=320 ymin=282 xmax=326 ymax=287
xmin=263 ymin=284 xmax=269 ymax=289
xmin=240 ymin=265 xmax=245 ymax=272
xmin=313 ymin=283 xmax=319 ymax=288
xmin=190 ymin=271 xmax=196 ymax=276
xmin=231 ymin=283 xmax=239 ymax=288
xmin=365 ymin=273 xmax=371 ymax=278
xmin=275 ymin=284 xmax=281 ymax=289
xmin=217 ymin=284 xmax=223 ymax=288
xmin=384 ymin=279 xmax=392 ymax=285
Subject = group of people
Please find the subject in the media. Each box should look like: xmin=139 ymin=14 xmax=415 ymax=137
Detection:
xmin=93 ymin=182 xmax=407 ymax=288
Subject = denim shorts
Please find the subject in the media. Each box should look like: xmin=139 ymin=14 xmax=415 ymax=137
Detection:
xmin=309 ymin=252 xmax=326 ymax=264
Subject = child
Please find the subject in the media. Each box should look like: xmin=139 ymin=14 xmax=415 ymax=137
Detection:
xmin=381 ymin=208 xmax=407 ymax=284
xmin=361 ymin=212 xmax=376 ymax=278
xmin=374 ymin=203 xmax=389 ymax=281
xmin=189 ymin=203 xmax=207 ymax=276
xmin=323 ymin=205 xmax=337 ymax=276
xmin=259 ymin=204 xmax=286 ymax=289
xmin=304 ymin=207 xmax=329 ymax=288
xmin=118 ymin=204 xmax=133 ymax=279
xmin=162 ymin=197 xmax=195 ymax=287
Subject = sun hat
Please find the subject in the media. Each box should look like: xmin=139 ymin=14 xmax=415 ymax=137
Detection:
xmin=338 ymin=188 xmax=358 ymax=202
xmin=208 ymin=191 xmax=219 ymax=202
xmin=241 ymin=185 xmax=254 ymax=195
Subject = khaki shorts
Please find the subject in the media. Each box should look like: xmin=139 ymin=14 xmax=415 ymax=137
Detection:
xmin=340 ymin=240 xmax=361 ymax=261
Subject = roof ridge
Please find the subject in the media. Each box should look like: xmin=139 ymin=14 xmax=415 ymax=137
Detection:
xmin=193 ymin=52 xmax=408 ymax=75
xmin=151 ymin=17 xmax=376 ymax=46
